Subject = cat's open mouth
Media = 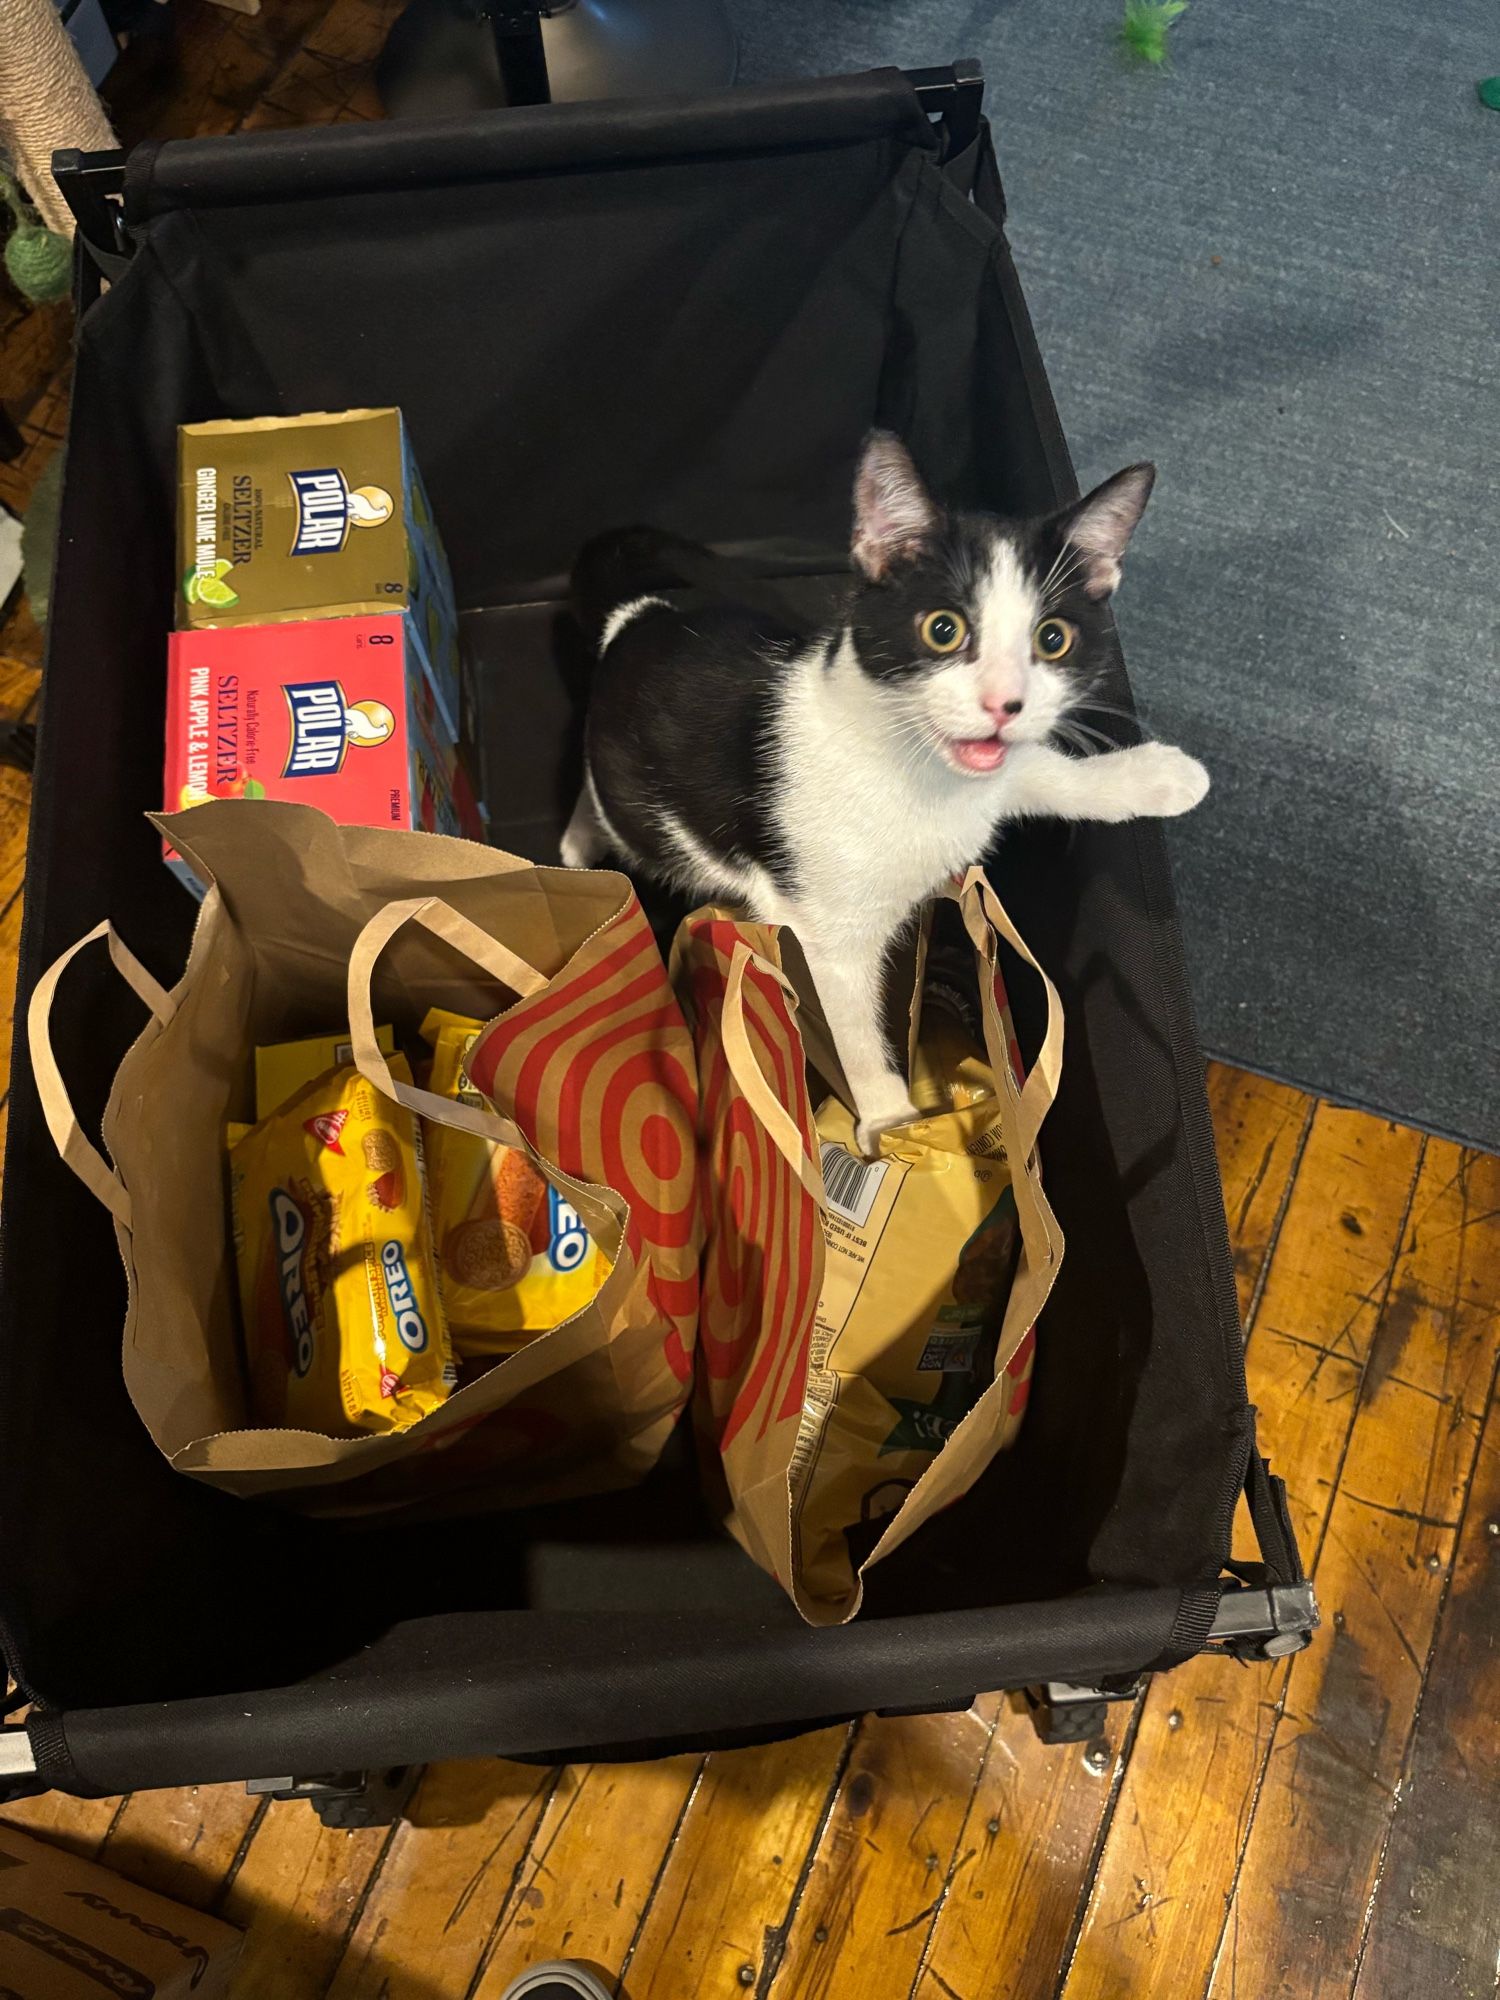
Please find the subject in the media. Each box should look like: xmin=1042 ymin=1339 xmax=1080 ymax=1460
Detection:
xmin=941 ymin=734 xmax=1008 ymax=776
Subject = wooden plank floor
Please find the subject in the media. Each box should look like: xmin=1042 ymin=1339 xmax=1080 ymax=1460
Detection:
xmin=2 ymin=9 xmax=1498 ymax=1997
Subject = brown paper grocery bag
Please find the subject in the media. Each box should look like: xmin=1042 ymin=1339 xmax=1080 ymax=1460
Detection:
xmin=673 ymin=867 xmax=1063 ymax=1623
xmin=672 ymin=911 xmax=826 ymax=1589
xmin=28 ymin=801 xmax=700 ymax=1512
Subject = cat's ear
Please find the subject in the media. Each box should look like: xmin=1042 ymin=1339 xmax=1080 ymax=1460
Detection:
xmin=1055 ymin=463 xmax=1156 ymax=598
xmin=852 ymin=433 xmax=940 ymax=580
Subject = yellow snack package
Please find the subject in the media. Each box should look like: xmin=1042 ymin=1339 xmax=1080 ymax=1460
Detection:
xmin=255 ymin=1023 xmax=395 ymax=1120
xmin=419 ymin=1008 xmax=609 ymax=1355
xmin=907 ymin=1010 xmax=996 ymax=1115
xmin=229 ymin=1054 xmax=456 ymax=1434
xmin=794 ymin=1049 xmax=1022 ymax=1605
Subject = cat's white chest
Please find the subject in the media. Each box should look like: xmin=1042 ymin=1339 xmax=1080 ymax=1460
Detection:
xmin=773 ymin=641 xmax=1002 ymax=921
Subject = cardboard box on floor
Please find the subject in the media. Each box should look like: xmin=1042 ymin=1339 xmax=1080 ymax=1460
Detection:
xmin=0 ymin=1823 xmax=242 ymax=1997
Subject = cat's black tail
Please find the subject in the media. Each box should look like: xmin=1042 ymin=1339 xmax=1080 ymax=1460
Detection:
xmin=570 ymin=527 xmax=809 ymax=656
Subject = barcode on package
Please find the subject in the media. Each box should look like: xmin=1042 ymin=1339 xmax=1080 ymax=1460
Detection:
xmin=819 ymin=1142 xmax=889 ymax=1227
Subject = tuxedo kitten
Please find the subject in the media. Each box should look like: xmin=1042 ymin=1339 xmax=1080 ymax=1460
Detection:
xmin=564 ymin=433 xmax=1208 ymax=1153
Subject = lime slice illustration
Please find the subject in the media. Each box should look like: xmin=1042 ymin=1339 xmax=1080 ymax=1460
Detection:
xmin=197 ymin=575 xmax=240 ymax=608
xmin=213 ymin=558 xmax=235 ymax=578
xmin=182 ymin=566 xmax=202 ymax=605
xmin=242 ymin=778 xmax=267 ymax=799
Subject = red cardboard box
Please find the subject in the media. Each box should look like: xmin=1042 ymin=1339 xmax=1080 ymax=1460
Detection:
xmin=164 ymin=612 xmax=482 ymax=890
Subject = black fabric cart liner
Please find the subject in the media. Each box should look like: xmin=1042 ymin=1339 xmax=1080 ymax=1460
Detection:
xmin=0 ymin=66 xmax=1304 ymax=1795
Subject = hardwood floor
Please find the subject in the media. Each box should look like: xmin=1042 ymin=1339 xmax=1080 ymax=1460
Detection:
xmin=1 ymin=9 xmax=1496 ymax=1997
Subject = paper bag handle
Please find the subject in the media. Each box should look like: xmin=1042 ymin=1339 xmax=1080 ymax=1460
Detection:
xmin=348 ymin=895 xmax=633 ymax=1268
xmin=347 ymin=895 xmax=547 ymax=1152
xmin=721 ymin=942 xmax=827 ymax=1211
xmin=27 ymin=921 xmax=176 ymax=1229
xmin=960 ymin=868 xmax=1063 ymax=1161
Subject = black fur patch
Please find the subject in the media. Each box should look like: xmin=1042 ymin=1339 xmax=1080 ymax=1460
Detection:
xmin=584 ymin=600 xmax=810 ymax=891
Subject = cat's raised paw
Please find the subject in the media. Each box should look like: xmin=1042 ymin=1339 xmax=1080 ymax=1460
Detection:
xmin=854 ymin=1099 xmax=921 ymax=1159
xmin=1129 ymin=743 xmax=1211 ymax=817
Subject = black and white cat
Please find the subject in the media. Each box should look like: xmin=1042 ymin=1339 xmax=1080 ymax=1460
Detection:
xmin=563 ymin=433 xmax=1208 ymax=1152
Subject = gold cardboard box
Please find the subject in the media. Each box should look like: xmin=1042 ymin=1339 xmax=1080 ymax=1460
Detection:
xmin=177 ymin=407 xmax=462 ymax=734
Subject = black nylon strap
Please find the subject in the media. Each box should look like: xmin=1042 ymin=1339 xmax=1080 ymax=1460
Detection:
xmin=1146 ymin=1435 xmax=1306 ymax=1670
xmin=1150 ymin=1586 xmax=1223 ymax=1672
xmin=24 ymin=1709 xmax=107 ymax=1800
xmin=1243 ymin=1436 xmax=1305 ymax=1587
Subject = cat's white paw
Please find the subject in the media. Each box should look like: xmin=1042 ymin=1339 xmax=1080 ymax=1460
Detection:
xmin=854 ymin=1098 xmax=921 ymax=1159
xmin=1128 ymin=743 xmax=1211 ymax=818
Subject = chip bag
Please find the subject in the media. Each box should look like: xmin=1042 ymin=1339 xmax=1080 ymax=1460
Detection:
xmin=420 ymin=1008 xmax=609 ymax=1354
xmin=796 ymin=1050 xmax=1024 ymax=1604
xmin=906 ymin=1002 xmax=996 ymax=1115
xmin=230 ymin=1053 xmax=455 ymax=1434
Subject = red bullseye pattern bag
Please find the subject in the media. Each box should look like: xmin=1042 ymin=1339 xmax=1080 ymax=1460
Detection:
xmin=673 ymin=869 xmax=1063 ymax=1623
xmin=673 ymin=914 xmax=826 ymax=1587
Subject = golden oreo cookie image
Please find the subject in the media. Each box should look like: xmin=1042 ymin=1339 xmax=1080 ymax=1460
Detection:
xmin=419 ymin=1009 xmax=610 ymax=1355
xmin=229 ymin=1055 xmax=455 ymax=1434
xmin=445 ymin=1216 xmax=532 ymax=1292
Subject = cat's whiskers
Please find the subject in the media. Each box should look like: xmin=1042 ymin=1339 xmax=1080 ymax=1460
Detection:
xmin=1038 ymin=539 xmax=1080 ymax=595
xmin=883 ymin=705 xmax=955 ymax=779
xmin=1058 ymin=715 xmax=1125 ymax=754
xmin=1072 ymin=686 xmax=1141 ymax=725
xmin=1053 ymin=721 xmax=1106 ymax=761
xmin=1039 ymin=543 xmax=1087 ymax=603
xmin=1040 ymin=564 xmax=1088 ymax=614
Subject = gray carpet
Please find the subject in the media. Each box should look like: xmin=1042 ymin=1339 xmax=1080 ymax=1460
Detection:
xmin=736 ymin=1 xmax=1500 ymax=1148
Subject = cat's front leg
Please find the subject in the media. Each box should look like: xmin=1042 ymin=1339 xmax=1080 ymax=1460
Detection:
xmin=1005 ymin=741 xmax=1210 ymax=823
xmin=795 ymin=928 xmax=919 ymax=1158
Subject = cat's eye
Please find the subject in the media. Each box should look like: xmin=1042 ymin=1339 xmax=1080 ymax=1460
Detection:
xmin=1033 ymin=617 xmax=1077 ymax=662
xmin=919 ymin=610 xmax=969 ymax=655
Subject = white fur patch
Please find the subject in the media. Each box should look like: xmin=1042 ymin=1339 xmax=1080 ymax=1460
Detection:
xmin=561 ymin=764 xmax=634 ymax=868
xmin=653 ymin=807 xmax=776 ymax=910
xmin=975 ymin=542 xmax=1039 ymax=691
xmin=772 ymin=635 xmax=1008 ymax=925
xmin=600 ymin=595 xmax=669 ymax=653
xmin=967 ymin=538 xmax=1074 ymax=745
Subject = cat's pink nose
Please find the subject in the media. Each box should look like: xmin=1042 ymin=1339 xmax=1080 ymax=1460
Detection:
xmin=984 ymin=695 xmax=1025 ymax=721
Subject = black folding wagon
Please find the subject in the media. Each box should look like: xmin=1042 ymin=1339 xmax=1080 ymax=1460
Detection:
xmin=0 ymin=63 xmax=1314 ymax=1818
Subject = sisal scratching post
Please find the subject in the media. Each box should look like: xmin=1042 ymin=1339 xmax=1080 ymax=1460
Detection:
xmin=0 ymin=0 xmax=116 ymax=237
